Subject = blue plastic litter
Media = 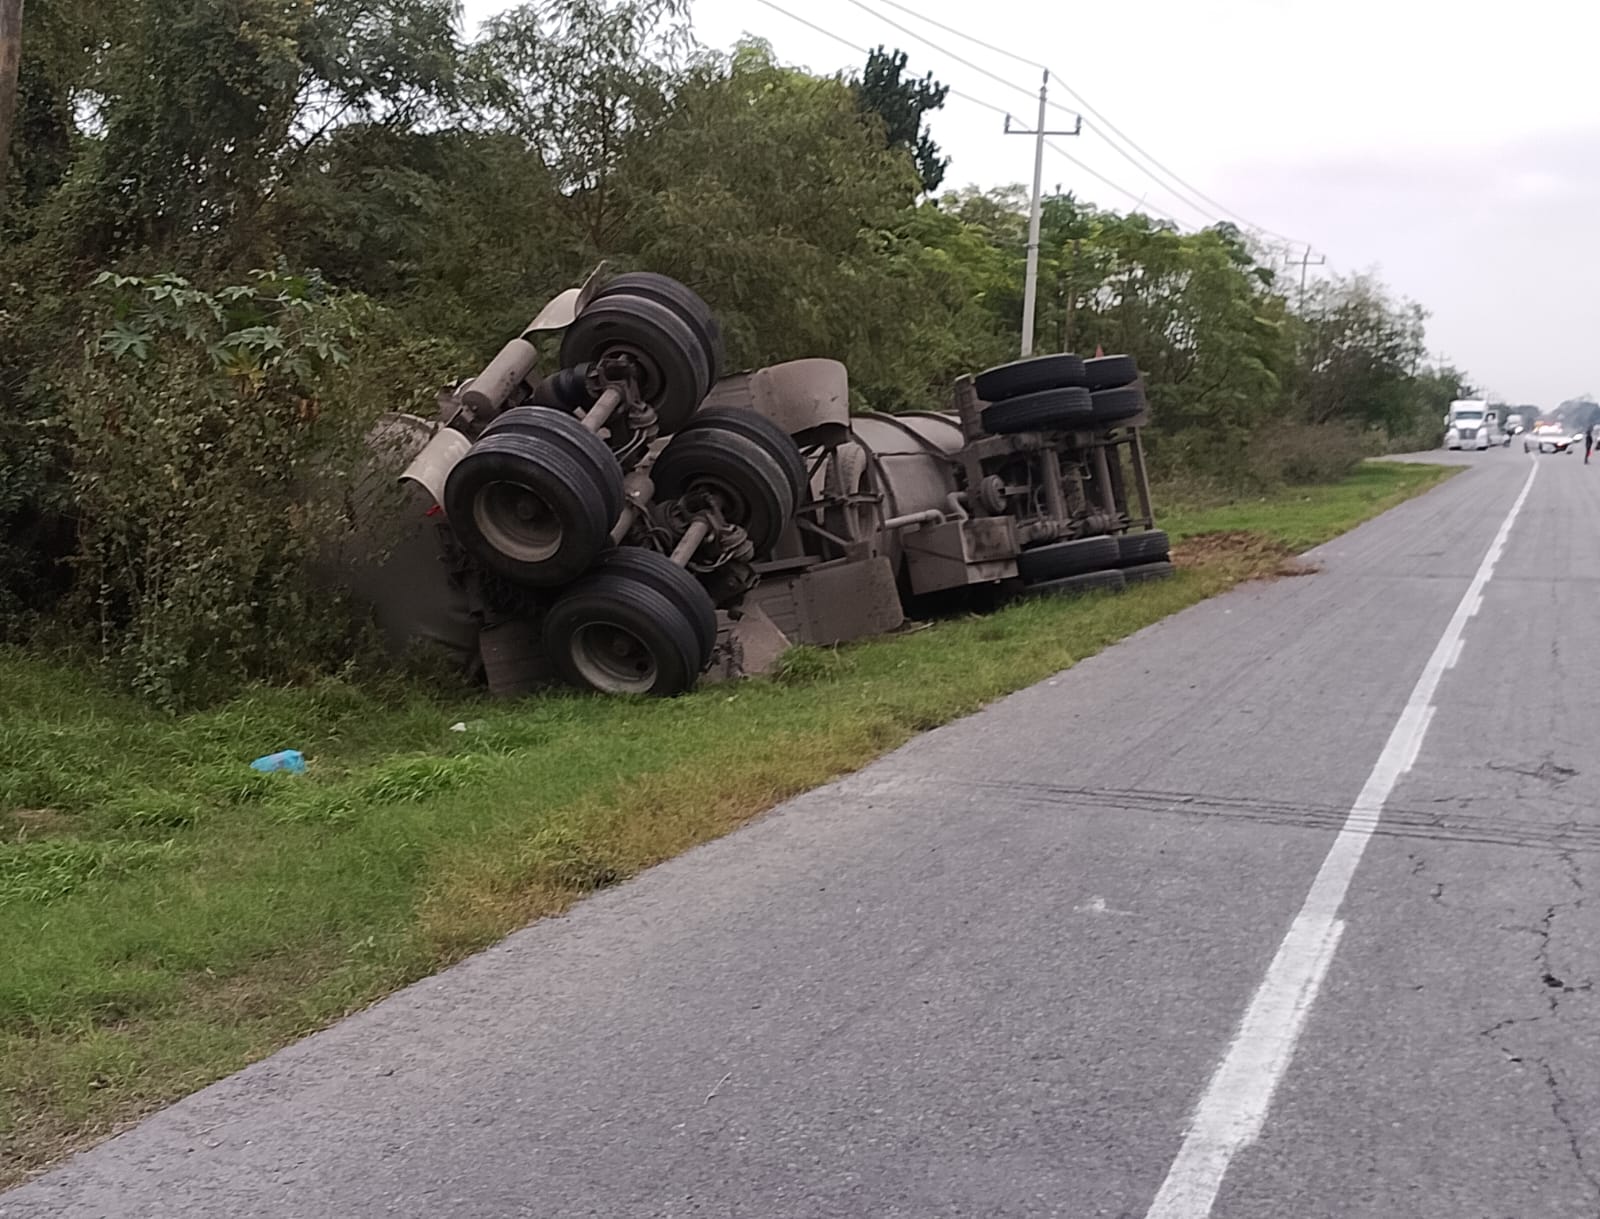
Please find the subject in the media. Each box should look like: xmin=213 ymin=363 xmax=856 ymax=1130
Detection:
xmin=250 ymin=749 xmax=306 ymax=774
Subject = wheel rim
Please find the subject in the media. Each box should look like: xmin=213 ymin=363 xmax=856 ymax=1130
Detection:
xmin=474 ymin=480 xmax=563 ymax=563
xmin=569 ymin=621 xmax=659 ymax=694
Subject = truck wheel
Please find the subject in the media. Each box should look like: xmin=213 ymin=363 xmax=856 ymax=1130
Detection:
xmin=1091 ymin=385 xmax=1148 ymax=425
xmin=981 ymin=387 xmax=1093 ymax=434
xmin=1017 ymin=535 xmax=1120 ymax=582
xmin=651 ymin=426 xmax=795 ymax=555
xmin=1024 ymin=568 xmax=1127 ymax=599
xmin=679 ymin=407 xmax=808 ymax=509
xmin=443 ymin=432 xmax=613 ymax=587
xmin=594 ymin=546 xmax=718 ymax=660
xmin=560 ymin=293 xmax=709 ymax=434
xmin=974 ymin=354 xmax=1088 ymax=401
xmin=1116 ymin=529 xmax=1170 ymax=566
xmin=1122 ymin=560 xmax=1176 ymax=584
xmin=543 ymin=571 xmax=707 ymax=696
xmin=482 ymin=406 xmax=625 ymax=525
xmin=1084 ymin=355 xmax=1139 ymax=390
xmin=595 ymin=273 xmax=724 ymax=386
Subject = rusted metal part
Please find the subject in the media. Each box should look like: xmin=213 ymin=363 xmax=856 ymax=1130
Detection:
xmin=522 ymin=262 xmax=610 ymax=335
xmin=749 ymin=556 xmax=904 ymax=646
xmin=702 ymin=359 xmax=851 ymax=448
xmin=903 ymin=518 xmax=1019 ymax=594
xmin=1129 ymin=428 xmax=1156 ymax=529
xmin=882 ymin=508 xmax=945 ymax=531
xmin=1039 ymin=447 xmax=1069 ymax=524
xmin=1091 ymin=444 xmax=1118 ymax=516
xmin=479 ymin=619 xmax=551 ymax=698
xmin=399 ymin=424 xmax=471 ymax=508
xmin=953 ymin=374 xmax=984 ymax=443
xmin=461 ymin=339 xmax=538 ymax=416
xmin=670 ymin=517 xmax=713 ymax=566
xmin=580 ymin=385 xmax=624 ymax=433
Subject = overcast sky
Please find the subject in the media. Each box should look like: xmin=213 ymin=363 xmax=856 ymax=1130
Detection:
xmin=462 ymin=0 xmax=1599 ymax=409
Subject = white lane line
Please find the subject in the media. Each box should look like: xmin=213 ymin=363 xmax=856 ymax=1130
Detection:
xmin=1145 ymin=458 xmax=1539 ymax=1219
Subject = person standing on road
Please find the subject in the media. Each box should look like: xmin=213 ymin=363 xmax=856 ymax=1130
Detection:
xmin=1588 ymin=424 xmax=1599 ymax=464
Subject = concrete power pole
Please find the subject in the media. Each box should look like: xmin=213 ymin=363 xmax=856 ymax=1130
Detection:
xmin=0 ymin=0 xmax=22 ymax=211
xmin=1290 ymin=245 xmax=1326 ymax=309
xmin=1005 ymin=70 xmax=1080 ymax=357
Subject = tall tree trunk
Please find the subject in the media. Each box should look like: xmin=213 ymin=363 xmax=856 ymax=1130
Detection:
xmin=0 ymin=0 xmax=21 ymax=211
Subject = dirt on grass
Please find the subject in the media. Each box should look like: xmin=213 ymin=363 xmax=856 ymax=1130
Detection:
xmin=1172 ymin=530 xmax=1323 ymax=580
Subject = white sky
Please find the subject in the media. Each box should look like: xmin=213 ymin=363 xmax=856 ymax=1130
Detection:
xmin=462 ymin=0 xmax=1600 ymax=408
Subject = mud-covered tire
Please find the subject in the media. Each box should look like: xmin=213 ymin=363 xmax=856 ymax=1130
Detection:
xmin=595 ymin=272 xmax=724 ymax=385
xmin=1025 ymin=568 xmax=1127 ymax=599
xmin=481 ymin=406 xmax=625 ymax=525
xmin=1017 ymin=535 xmax=1121 ymax=582
xmin=974 ymin=354 xmax=1088 ymax=401
xmin=443 ymin=431 xmax=613 ymax=587
xmin=543 ymin=571 xmax=707 ymax=697
xmin=1084 ymin=354 xmax=1139 ymax=390
xmin=1091 ymin=385 xmax=1148 ymax=425
xmin=1122 ymin=560 xmax=1175 ymax=584
xmin=593 ymin=546 xmax=718 ymax=661
xmin=651 ymin=426 xmax=795 ymax=555
xmin=680 ymin=407 xmax=808 ymax=510
xmin=559 ymin=293 xmax=709 ymax=434
xmin=981 ymin=387 xmax=1093 ymax=435
xmin=1116 ymin=529 xmax=1170 ymax=566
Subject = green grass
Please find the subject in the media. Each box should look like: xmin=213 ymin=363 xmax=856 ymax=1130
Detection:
xmin=1160 ymin=460 xmax=1451 ymax=551
xmin=0 ymin=460 xmax=1454 ymax=1184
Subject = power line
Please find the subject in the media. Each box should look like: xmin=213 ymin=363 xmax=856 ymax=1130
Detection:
xmin=749 ymin=0 xmax=1011 ymax=117
xmin=853 ymin=0 xmax=1047 ymax=72
xmin=842 ymin=0 xmax=1307 ymax=245
xmin=1044 ymin=141 xmax=1189 ymax=228
xmin=837 ymin=0 xmax=1080 ymax=119
xmin=752 ymin=0 xmax=1224 ymax=233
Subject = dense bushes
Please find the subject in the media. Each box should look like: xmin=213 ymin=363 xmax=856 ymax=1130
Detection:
xmin=58 ymin=272 xmax=460 ymax=704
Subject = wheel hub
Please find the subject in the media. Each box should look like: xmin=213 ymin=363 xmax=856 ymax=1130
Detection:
xmin=475 ymin=481 xmax=563 ymax=563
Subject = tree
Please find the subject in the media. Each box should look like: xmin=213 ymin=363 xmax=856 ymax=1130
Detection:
xmin=855 ymin=46 xmax=948 ymax=194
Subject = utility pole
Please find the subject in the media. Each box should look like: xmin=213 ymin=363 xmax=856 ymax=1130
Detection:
xmin=1290 ymin=244 xmax=1326 ymax=309
xmin=1005 ymin=70 xmax=1080 ymax=357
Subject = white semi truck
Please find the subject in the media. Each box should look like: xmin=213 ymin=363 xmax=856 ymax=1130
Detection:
xmin=1444 ymin=400 xmax=1499 ymax=451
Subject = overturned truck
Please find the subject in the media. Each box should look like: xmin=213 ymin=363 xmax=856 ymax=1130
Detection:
xmin=349 ymin=269 xmax=1170 ymax=697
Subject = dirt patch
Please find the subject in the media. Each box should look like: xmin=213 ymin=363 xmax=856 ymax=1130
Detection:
xmin=1173 ymin=531 xmax=1322 ymax=580
xmin=3 ymin=808 xmax=79 ymax=840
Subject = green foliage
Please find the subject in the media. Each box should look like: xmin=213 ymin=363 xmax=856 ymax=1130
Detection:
xmin=63 ymin=271 xmax=411 ymax=706
xmin=855 ymin=45 xmax=949 ymax=194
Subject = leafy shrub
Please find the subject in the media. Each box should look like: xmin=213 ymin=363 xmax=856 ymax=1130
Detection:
xmin=62 ymin=270 xmax=458 ymax=707
xmin=1248 ymin=422 xmax=1367 ymax=486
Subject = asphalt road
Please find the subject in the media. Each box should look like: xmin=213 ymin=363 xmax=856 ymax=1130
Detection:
xmin=6 ymin=448 xmax=1599 ymax=1219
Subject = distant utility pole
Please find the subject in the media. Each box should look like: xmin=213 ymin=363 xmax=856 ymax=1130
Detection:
xmin=1005 ymin=70 xmax=1080 ymax=357
xmin=1290 ymin=245 xmax=1326 ymax=309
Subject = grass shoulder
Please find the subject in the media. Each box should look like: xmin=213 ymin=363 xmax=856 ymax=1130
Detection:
xmin=0 ymin=459 xmax=1456 ymax=1185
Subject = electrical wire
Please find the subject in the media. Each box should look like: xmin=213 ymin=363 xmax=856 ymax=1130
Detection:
xmin=845 ymin=0 xmax=1308 ymax=245
xmin=751 ymin=0 xmax=1222 ymax=232
xmin=837 ymin=0 xmax=1080 ymax=120
xmin=749 ymin=0 xmax=1012 ymax=117
xmin=1045 ymin=141 xmax=1189 ymax=228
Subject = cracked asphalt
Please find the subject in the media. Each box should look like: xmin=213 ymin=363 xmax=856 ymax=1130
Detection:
xmin=5 ymin=448 xmax=1599 ymax=1218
